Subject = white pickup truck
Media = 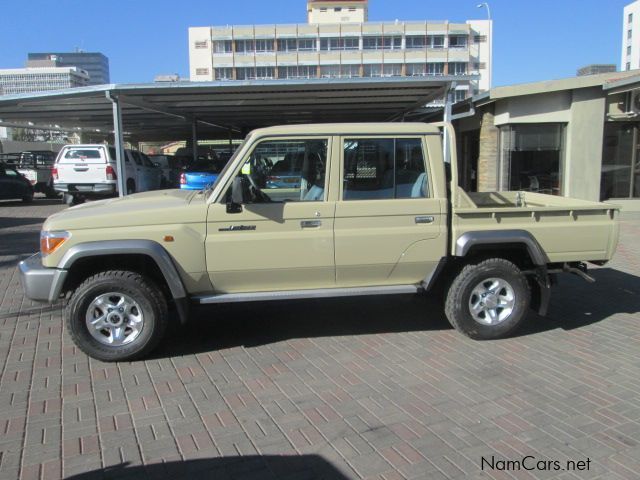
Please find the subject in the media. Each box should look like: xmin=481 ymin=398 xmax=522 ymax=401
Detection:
xmin=53 ymin=144 xmax=162 ymax=204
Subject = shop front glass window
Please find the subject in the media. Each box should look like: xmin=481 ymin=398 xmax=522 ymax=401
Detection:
xmin=499 ymin=124 xmax=564 ymax=195
xmin=601 ymin=123 xmax=640 ymax=199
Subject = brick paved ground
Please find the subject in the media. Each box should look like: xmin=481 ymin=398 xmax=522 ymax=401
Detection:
xmin=1 ymin=198 xmax=640 ymax=480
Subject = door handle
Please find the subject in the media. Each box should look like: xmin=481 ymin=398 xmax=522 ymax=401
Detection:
xmin=415 ymin=216 xmax=435 ymax=224
xmin=301 ymin=220 xmax=322 ymax=228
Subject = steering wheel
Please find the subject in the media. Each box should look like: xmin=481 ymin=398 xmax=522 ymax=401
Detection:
xmin=245 ymin=170 xmax=271 ymax=203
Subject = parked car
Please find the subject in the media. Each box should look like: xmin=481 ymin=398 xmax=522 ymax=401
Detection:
xmin=180 ymin=158 xmax=224 ymax=190
xmin=19 ymin=122 xmax=620 ymax=361
xmin=126 ymin=151 xmax=162 ymax=192
xmin=148 ymin=154 xmax=184 ymax=188
xmin=53 ymin=145 xmax=161 ymax=204
xmin=0 ymin=162 xmax=34 ymax=202
xmin=1 ymin=151 xmax=58 ymax=198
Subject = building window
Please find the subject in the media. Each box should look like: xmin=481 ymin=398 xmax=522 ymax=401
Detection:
xmin=255 ymin=39 xmax=274 ymax=53
xmin=335 ymin=7 xmax=342 ymax=11
xmin=454 ymin=90 xmax=467 ymax=102
xmin=320 ymin=37 xmax=359 ymax=51
xmin=213 ymin=40 xmax=232 ymax=53
xmin=426 ymin=62 xmax=445 ymax=75
xmin=363 ymin=64 xmax=382 ymax=77
xmin=343 ymin=138 xmax=428 ymax=200
xmin=194 ymin=40 xmax=208 ymax=49
xmin=601 ymin=123 xmax=640 ymax=199
xmin=474 ymin=35 xmax=487 ymax=43
xmin=382 ymin=64 xmax=402 ymax=76
xmin=278 ymin=65 xmax=317 ymax=79
xmin=427 ymin=35 xmax=445 ymax=49
xmin=627 ymin=62 xmax=632 ymax=71
xmin=499 ymin=124 xmax=565 ymax=195
xmin=320 ymin=65 xmax=341 ymax=78
xmin=406 ymin=36 xmax=426 ymax=49
xmin=320 ymin=7 xmax=327 ymax=12
xmin=278 ymin=39 xmax=296 ymax=52
xmin=195 ymin=67 xmax=210 ymax=76
xmin=629 ymin=13 xmax=634 ymax=23
xmin=628 ymin=46 xmax=632 ymax=56
xmin=406 ymin=64 xmax=427 ymax=76
xmin=342 ymin=64 xmax=361 ymax=77
xmin=363 ymin=36 xmax=402 ymax=50
xmin=214 ymin=67 xmax=233 ymax=80
xmin=235 ymin=40 xmax=255 ymax=54
xmin=449 ymin=62 xmax=468 ymax=75
xmin=628 ymin=29 xmax=633 ymax=39
xmin=298 ymin=38 xmax=316 ymax=51
xmin=448 ymin=35 xmax=468 ymax=49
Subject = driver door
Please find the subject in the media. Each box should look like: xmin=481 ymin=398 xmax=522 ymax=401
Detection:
xmin=205 ymin=137 xmax=336 ymax=294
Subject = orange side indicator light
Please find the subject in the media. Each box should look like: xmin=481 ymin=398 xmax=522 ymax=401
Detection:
xmin=163 ymin=235 xmax=175 ymax=242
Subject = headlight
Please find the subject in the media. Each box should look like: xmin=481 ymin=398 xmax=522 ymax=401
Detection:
xmin=40 ymin=231 xmax=71 ymax=257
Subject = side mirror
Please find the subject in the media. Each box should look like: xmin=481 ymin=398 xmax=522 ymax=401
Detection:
xmin=227 ymin=177 xmax=245 ymax=213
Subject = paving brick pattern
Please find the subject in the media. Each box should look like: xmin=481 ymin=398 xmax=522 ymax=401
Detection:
xmin=1 ymin=198 xmax=640 ymax=479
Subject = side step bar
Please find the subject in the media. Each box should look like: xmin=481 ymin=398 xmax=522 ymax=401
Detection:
xmin=194 ymin=284 xmax=421 ymax=305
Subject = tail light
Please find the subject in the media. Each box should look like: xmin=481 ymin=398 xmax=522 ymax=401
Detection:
xmin=106 ymin=165 xmax=117 ymax=180
xmin=51 ymin=167 xmax=58 ymax=180
xmin=180 ymin=172 xmax=186 ymax=185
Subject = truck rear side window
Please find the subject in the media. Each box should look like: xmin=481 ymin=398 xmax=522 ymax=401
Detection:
xmin=343 ymin=138 xmax=428 ymax=200
xmin=64 ymin=149 xmax=102 ymax=159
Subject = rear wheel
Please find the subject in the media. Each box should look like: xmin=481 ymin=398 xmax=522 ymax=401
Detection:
xmin=126 ymin=180 xmax=136 ymax=195
xmin=445 ymin=258 xmax=531 ymax=340
xmin=65 ymin=270 xmax=168 ymax=361
xmin=22 ymin=190 xmax=34 ymax=203
xmin=45 ymin=187 xmax=60 ymax=199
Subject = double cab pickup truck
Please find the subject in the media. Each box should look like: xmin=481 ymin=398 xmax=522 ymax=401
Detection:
xmin=19 ymin=123 xmax=620 ymax=361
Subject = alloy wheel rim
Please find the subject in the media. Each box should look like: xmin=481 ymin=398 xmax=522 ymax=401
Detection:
xmin=85 ymin=292 xmax=144 ymax=346
xmin=469 ymin=277 xmax=516 ymax=326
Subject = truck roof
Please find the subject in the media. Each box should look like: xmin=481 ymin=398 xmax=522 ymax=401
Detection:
xmin=250 ymin=122 xmax=441 ymax=137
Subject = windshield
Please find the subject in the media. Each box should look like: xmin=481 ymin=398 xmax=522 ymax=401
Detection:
xmin=203 ymin=134 xmax=251 ymax=200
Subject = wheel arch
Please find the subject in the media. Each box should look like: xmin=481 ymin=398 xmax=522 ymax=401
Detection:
xmin=455 ymin=230 xmax=548 ymax=267
xmin=58 ymin=240 xmax=188 ymax=323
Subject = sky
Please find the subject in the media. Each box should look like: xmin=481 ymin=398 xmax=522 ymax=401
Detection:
xmin=0 ymin=0 xmax=632 ymax=87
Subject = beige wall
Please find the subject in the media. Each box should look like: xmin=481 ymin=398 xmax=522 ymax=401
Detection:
xmin=308 ymin=1 xmax=367 ymax=24
xmin=564 ymin=88 xmax=606 ymax=201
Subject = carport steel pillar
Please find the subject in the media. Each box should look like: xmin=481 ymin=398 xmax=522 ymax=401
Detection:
xmin=191 ymin=118 xmax=198 ymax=164
xmin=106 ymin=92 xmax=127 ymax=197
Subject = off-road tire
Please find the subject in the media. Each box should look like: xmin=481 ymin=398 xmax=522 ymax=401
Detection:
xmin=126 ymin=180 xmax=136 ymax=195
xmin=65 ymin=270 xmax=168 ymax=361
xmin=445 ymin=258 xmax=530 ymax=340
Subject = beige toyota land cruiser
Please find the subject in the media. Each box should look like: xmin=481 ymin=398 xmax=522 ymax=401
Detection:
xmin=19 ymin=123 xmax=620 ymax=361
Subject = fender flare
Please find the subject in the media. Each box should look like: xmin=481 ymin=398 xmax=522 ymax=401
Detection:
xmin=455 ymin=229 xmax=548 ymax=266
xmin=57 ymin=240 xmax=189 ymax=322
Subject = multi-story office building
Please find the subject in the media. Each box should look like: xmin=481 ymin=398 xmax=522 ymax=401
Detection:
xmin=189 ymin=0 xmax=492 ymax=101
xmin=622 ymin=1 xmax=640 ymax=71
xmin=27 ymin=51 xmax=110 ymax=85
xmin=0 ymin=67 xmax=89 ymax=95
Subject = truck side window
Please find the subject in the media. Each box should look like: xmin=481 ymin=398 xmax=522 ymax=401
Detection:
xmin=239 ymin=139 xmax=328 ymax=203
xmin=343 ymin=138 xmax=428 ymax=200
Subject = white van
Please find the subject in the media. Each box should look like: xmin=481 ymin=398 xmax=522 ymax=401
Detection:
xmin=53 ymin=145 xmax=161 ymax=204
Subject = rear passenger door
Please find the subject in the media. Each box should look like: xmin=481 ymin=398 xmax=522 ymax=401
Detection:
xmin=334 ymin=135 xmax=448 ymax=287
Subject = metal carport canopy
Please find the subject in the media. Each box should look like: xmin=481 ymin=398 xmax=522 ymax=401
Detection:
xmin=0 ymin=76 xmax=472 ymax=142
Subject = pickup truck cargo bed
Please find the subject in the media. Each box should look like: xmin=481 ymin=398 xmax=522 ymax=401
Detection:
xmin=453 ymin=189 xmax=619 ymax=263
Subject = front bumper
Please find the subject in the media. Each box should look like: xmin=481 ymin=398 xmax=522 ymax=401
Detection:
xmin=18 ymin=253 xmax=67 ymax=303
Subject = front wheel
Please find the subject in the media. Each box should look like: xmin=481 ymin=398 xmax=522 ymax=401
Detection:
xmin=445 ymin=258 xmax=531 ymax=340
xmin=65 ymin=271 xmax=168 ymax=361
